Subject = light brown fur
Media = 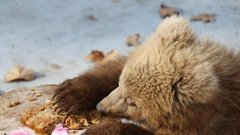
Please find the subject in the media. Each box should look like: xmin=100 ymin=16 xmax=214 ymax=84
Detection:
xmin=97 ymin=16 xmax=240 ymax=135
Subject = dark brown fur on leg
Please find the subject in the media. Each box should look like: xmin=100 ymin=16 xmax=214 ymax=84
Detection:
xmin=53 ymin=56 xmax=127 ymax=115
xmin=84 ymin=119 xmax=153 ymax=135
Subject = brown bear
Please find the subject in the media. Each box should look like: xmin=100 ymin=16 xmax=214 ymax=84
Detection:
xmin=53 ymin=16 xmax=240 ymax=135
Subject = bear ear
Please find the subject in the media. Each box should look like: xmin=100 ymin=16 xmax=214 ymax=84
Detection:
xmin=156 ymin=16 xmax=196 ymax=49
xmin=173 ymin=61 xmax=219 ymax=106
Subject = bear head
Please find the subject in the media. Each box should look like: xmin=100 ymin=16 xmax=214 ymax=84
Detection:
xmin=97 ymin=16 xmax=220 ymax=133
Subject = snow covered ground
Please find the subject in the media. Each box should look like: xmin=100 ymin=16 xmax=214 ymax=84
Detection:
xmin=0 ymin=0 xmax=240 ymax=93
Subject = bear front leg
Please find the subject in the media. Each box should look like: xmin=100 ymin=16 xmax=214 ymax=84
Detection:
xmin=83 ymin=119 xmax=153 ymax=135
xmin=52 ymin=56 xmax=127 ymax=115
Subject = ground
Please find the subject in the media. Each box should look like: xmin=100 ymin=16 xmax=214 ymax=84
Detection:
xmin=0 ymin=0 xmax=240 ymax=93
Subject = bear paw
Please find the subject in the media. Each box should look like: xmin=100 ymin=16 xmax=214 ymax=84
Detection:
xmin=52 ymin=78 xmax=99 ymax=115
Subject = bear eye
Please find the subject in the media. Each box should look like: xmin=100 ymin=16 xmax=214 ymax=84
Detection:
xmin=129 ymin=102 xmax=137 ymax=106
xmin=126 ymin=98 xmax=137 ymax=106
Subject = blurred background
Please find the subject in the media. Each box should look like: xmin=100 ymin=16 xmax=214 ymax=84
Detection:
xmin=0 ymin=0 xmax=240 ymax=93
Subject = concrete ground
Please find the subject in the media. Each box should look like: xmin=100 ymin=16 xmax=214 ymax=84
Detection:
xmin=0 ymin=0 xmax=240 ymax=93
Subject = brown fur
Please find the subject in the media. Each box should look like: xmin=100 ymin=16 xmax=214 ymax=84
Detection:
xmin=84 ymin=119 xmax=153 ymax=135
xmin=53 ymin=55 xmax=151 ymax=134
xmin=97 ymin=16 xmax=240 ymax=135
xmin=53 ymin=56 xmax=127 ymax=115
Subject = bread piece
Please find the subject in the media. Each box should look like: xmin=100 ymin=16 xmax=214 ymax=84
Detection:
xmin=21 ymin=102 xmax=101 ymax=135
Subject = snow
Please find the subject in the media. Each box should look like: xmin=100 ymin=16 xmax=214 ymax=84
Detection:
xmin=0 ymin=0 xmax=240 ymax=93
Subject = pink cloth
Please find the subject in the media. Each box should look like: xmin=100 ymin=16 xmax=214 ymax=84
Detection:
xmin=8 ymin=128 xmax=35 ymax=135
xmin=51 ymin=124 xmax=68 ymax=135
xmin=7 ymin=124 xmax=68 ymax=135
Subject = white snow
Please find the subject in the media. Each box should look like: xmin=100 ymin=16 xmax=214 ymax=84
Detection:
xmin=0 ymin=0 xmax=240 ymax=93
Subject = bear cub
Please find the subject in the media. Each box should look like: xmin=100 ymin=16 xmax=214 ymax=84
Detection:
xmin=54 ymin=16 xmax=240 ymax=135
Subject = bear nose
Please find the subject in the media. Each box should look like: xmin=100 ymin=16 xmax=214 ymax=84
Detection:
xmin=96 ymin=102 xmax=107 ymax=115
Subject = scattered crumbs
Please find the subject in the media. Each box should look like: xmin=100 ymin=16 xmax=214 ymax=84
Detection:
xmin=36 ymin=92 xmax=42 ymax=97
xmin=4 ymin=65 xmax=36 ymax=82
xmin=91 ymin=118 xmax=101 ymax=124
xmin=51 ymin=64 xmax=62 ymax=69
xmin=191 ymin=13 xmax=216 ymax=23
xmin=85 ymin=50 xmax=105 ymax=63
xmin=159 ymin=4 xmax=180 ymax=18
xmin=8 ymin=101 xmax=21 ymax=108
xmin=125 ymin=33 xmax=141 ymax=47
xmin=45 ymin=99 xmax=52 ymax=103
xmin=68 ymin=130 xmax=77 ymax=134
xmin=86 ymin=15 xmax=97 ymax=21
xmin=26 ymin=96 xmax=37 ymax=101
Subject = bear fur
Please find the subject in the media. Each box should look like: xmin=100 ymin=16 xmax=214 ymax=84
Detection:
xmin=53 ymin=56 xmax=127 ymax=114
xmin=84 ymin=118 xmax=152 ymax=135
xmin=54 ymin=16 xmax=240 ymax=135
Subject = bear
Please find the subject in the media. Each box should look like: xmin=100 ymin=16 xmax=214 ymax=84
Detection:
xmin=53 ymin=16 xmax=240 ymax=135
xmin=84 ymin=118 xmax=153 ymax=135
xmin=52 ymin=55 xmax=127 ymax=115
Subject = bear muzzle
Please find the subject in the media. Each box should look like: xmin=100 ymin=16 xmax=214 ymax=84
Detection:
xmin=96 ymin=87 xmax=128 ymax=116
